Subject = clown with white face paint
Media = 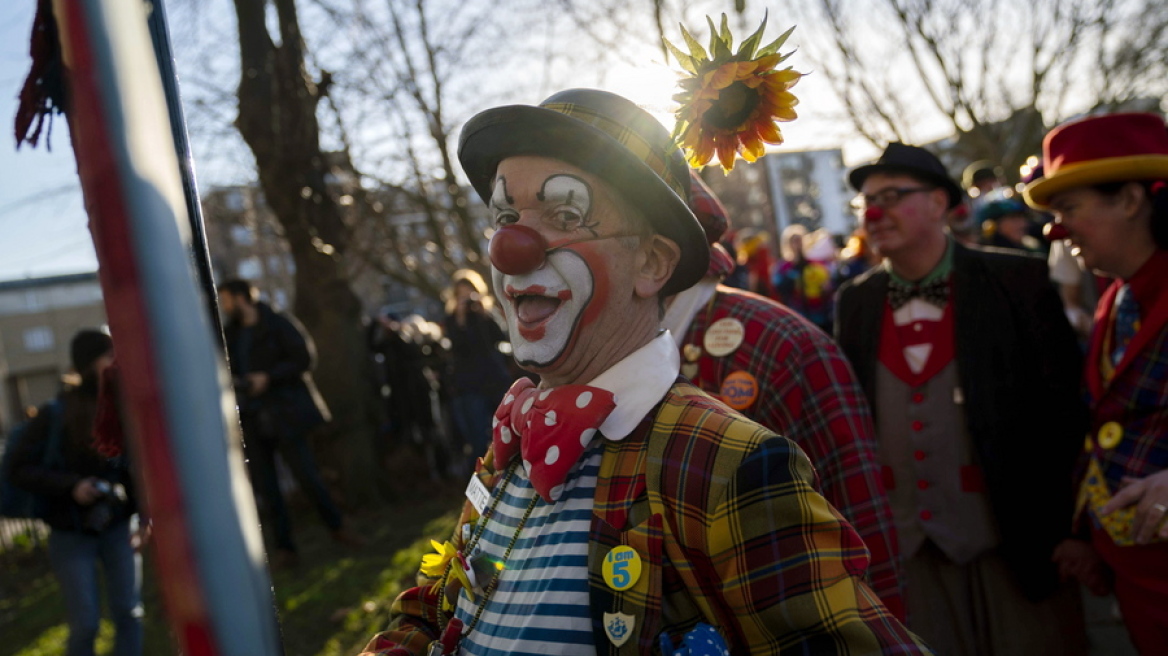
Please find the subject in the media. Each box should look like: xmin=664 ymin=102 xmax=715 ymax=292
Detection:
xmin=360 ymin=87 xmax=927 ymax=656
xmin=489 ymin=173 xmax=597 ymax=368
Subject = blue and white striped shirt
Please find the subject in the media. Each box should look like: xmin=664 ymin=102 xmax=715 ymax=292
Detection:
xmin=454 ymin=443 xmax=602 ymax=655
xmin=453 ymin=332 xmax=681 ymax=655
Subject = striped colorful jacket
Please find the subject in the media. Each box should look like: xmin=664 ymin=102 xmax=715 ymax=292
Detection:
xmin=360 ymin=381 xmax=929 ymax=655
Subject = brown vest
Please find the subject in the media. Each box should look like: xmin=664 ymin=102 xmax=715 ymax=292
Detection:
xmin=875 ymin=361 xmax=998 ymax=565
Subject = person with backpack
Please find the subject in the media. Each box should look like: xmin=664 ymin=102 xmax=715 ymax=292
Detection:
xmin=4 ymin=329 xmax=142 ymax=656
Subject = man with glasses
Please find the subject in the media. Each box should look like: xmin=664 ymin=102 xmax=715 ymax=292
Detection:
xmin=834 ymin=143 xmax=1089 ymax=655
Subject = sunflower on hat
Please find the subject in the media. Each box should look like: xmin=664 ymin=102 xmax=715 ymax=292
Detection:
xmin=665 ymin=14 xmax=802 ymax=171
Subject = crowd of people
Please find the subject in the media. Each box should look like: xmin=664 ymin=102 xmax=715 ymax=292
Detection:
xmin=348 ymin=78 xmax=1168 ymax=654
xmin=714 ymin=157 xmax=1073 ymax=339
xmin=4 ymin=45 xmax=1167 ymax=656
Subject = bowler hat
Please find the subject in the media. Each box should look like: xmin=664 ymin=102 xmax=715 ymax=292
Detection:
xmin=962 ymin=160 xmax=1003 ymax=189
xmin=848 ymin=143 xmax=963 ymax=209
xmin=1024 ymin=113 xmax=1168 ymax=209
xmin=458 ymin=88 xmax=709 ymax=296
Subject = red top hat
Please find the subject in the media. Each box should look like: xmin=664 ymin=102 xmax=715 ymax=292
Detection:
xmin=1024 ymin=113 xmax=1168 ymax=209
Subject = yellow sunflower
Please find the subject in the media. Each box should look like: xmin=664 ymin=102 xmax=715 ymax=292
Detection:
xmin=665 ymin=14 xmax=802 ymax=171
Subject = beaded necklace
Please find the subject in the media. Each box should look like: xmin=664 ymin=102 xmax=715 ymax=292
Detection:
xmin=438 ymin=459 xmax=541 ymax=647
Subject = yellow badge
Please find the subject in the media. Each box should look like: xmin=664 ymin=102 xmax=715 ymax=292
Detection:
xmin=1097 ymin=422 xmax=1124 ymax=450
xmin=1083 ymin=436 xmax=1094 ymax=453
xmin=682 ymin=343 xmax=703 ymax=362
xmin=602 ymin=546 xmax=642 ymax=591
xmin=720 ymin=371 xmax=759 ymax=410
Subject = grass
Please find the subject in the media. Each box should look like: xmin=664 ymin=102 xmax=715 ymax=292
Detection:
xmin=0 ymin=489 xmax=461 ymax=656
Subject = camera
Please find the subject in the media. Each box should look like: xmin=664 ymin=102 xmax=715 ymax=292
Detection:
xmin=81 ymin=479 xmax=127 ymax=533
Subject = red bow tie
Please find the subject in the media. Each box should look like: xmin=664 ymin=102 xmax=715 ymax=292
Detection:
xmin=491 ymin=378 xmax=617 ymax=502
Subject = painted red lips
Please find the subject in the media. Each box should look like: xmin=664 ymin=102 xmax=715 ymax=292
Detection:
xmin=506 ymin=284 xmax=573 ymax=341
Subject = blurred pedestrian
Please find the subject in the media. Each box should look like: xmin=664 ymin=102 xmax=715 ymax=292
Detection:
xmin=976 ymin=198 xmax=1043 ymax=253
xmin=1024 ymin=112 xmax=1168 ymax=654
xmin=442 ymin=270 xmax=512 ymax=466
xmin=7 ymin=329 xmax=143 ymax=656
xmin=834 ymin=229 xmax=880 ymax=288
xmin=837 ymin=142 xmax=1088 ymax=655
xmin=962 ymin=159 xmax=1008 ymax=220
xmin=773 ymin=224 xmax=833 ymax=331
xmin=735 ymin=229 xmax=775 ymax=297
xmin=371 ymin=313 xmax=442 ymax=450
xmin=217 ymin=279 xmax=359 ymax=568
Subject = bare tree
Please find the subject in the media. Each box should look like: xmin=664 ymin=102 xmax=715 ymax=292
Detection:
xmin=232 ymin=0 xmax=388 ymax=506
xmin=789 ymin=0 xmax=1168 ymax=173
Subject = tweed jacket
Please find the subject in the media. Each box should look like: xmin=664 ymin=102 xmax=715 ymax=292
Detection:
xmin=835 ymin=242 xmax=1087 ymax=601
xmin=361 ymin=381 xmax=929 ymax=655
xmin=680 ymin=284 xmax=903 ymax=618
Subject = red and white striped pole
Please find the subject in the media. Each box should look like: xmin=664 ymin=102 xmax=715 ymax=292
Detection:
xmin=51 ymin=0 xmax=282 ymax=653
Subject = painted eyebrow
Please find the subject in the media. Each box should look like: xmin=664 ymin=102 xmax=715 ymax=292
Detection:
xmin=535 ymin=174 xmax=592 ymax=209
xmin=490 ymin=176 xmax=515 ymax=208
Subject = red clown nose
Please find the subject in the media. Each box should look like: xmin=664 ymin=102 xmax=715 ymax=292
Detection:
xmin=863 ymin=206 xmax=885 ymax=223
xmin=489 ymin=224 xmax=548 ymax=275
xmin=1043 ymin=222 xmax=1069 ymax=241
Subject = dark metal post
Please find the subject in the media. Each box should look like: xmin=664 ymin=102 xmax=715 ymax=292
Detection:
xmin=144 ymin=0 xmax=224 ymax=339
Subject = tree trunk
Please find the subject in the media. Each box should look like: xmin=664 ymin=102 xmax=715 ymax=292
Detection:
xmin=232 ymin=0 xmax=387 ymax=506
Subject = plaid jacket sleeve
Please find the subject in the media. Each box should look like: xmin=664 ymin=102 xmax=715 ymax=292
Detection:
xmin=357 ymin=584 xmax=442 ymax=656
xmin=647 ymin=384 xmax=929 ymax=654
xmin=686 ymin=287 xmax=903 ymax=617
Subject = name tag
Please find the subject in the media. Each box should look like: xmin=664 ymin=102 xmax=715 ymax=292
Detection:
xmin=465 ymin=474 xmax=491 ymax=515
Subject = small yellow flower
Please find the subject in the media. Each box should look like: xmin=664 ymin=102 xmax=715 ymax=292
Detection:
xmin=665 ymin=14 xmax=802 ymax=171
xmin=420 ymin=540 xmax=458 ymax=579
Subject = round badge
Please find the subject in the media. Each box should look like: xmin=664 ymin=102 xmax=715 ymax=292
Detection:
xmin=719 ymin=371 xmax=759 ymax=410
xmin=703 ymin=318 xmax=745 ymax=357
xmin=1097 ymin=422 xmax=1124 ymax=450
xmin=602 ymin=546 xmax=642 ymax=591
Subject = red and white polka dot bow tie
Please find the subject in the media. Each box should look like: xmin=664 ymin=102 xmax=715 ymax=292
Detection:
xmin=491 ymin=377 xmax=617 ymax=503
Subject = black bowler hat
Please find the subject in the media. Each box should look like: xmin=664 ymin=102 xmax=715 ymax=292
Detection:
xmin=457 ymin=88 xmax=709 ymax=296
xmin=848 ymin=143 xmax=963 ymax=209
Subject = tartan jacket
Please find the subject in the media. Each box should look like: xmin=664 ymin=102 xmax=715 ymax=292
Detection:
xmin=681 ymin=285 xmax=903 ymax=618
xmin=835 ymin=243 xmax=1086 ymax=601
xmin=1080 ymin=268 xmax=1168 ymax=500
xmin=360 ymin=381 xmax=929 ymax=655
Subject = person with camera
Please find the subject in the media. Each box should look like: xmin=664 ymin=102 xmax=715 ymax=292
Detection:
xmin=442 ymin=269 xmax=513 ymax=470
xmin=6 ymin=329 xmax=143 ymax=656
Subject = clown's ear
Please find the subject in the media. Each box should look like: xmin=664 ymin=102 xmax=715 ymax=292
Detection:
xmin=634 ymin=235 xmax=682 ymax=299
